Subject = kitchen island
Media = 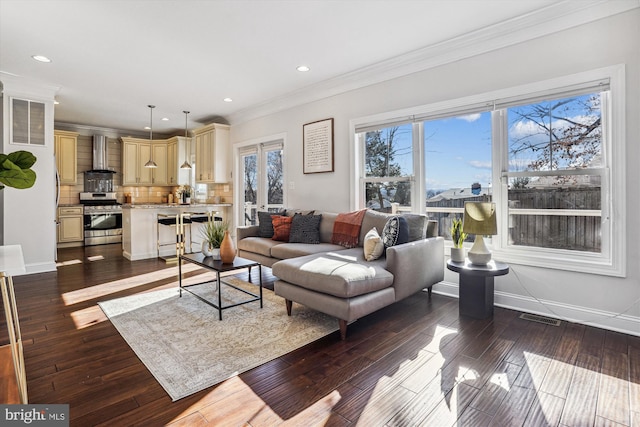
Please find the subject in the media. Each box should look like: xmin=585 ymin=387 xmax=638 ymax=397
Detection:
xmin=122 ymin=203 xmax=232 ymax=261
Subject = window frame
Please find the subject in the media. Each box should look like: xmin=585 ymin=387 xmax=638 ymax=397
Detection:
xmin=351 ymin=65 xmax=625 ymax=277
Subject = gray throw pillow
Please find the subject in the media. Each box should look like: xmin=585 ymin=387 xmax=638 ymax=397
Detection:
xmin=401 ymin=213 xmax=428 ymax=241
xmin=257 ymin=210 xmax=285 ymax=238
xmin=382 ymin=215 xmax=409 ymax=248
xmin=289 ymin=213 xmax=322 ymax=244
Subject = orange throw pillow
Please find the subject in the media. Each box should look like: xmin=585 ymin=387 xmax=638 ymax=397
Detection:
xmin=271 ymin=215 xmax=293 ymax=241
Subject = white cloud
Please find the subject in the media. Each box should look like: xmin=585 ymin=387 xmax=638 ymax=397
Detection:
xmin=468 ymin=160 xmax=491 ymax=169
xmin=458 ymin=113 xmax=481 ymax=122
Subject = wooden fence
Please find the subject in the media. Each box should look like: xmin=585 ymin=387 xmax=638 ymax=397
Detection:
xmin=426 ymin=187 xmax=601 ymax=252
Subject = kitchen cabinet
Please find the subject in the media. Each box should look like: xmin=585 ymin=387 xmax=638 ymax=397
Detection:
xmin=166 ymin=136 xmax=192 ymax=185
xmin=122 ymin=137 xmax=169 ymax=185
xmin=57 ymin=206 xmax=83 ymax=245
xmin=193 ymin=123 xmax=230 ymax=183
xmin=151 ymin=143 xmax=168 ymax=185
xmin=54 ymin=130 xmax=78 ymax=185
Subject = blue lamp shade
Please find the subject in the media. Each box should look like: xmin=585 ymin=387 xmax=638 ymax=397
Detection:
xmin=462 ymin=202 xmax=497 ymax=265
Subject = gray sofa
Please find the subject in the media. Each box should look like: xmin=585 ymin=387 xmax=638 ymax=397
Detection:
xmin=237 ymin=209 xmax=445 ymax=339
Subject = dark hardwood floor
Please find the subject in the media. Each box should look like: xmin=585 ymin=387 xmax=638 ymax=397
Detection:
xmin=2 ymin=244 xmax=638 ymax=426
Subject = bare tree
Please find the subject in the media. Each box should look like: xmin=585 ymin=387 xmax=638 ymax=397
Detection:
xmin=509 ymin=95 xmax=601 ymax=176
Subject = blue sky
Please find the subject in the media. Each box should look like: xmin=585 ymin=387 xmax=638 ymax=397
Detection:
xmin=391 ymin=112 xmax=493 ymax=193
xmin=388 ymin=92 xmax=600 ymax=193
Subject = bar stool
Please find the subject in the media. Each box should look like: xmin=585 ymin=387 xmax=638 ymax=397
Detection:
xmin=157 ymin=213 xmax=192 ymax=262
xmin=187 ymin=211 xmax=221 ymax=252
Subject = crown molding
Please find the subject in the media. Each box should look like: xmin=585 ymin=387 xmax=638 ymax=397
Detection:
xmin=227 ymin=0 xmax=639 ymax=126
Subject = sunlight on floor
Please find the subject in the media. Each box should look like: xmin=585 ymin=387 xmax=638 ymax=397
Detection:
xmin=61 ymin=263 xmax=201 ymax=305
xmin=167 ymin=376 xmax=341 ymax=426
xmin=69 ymin=305 xmax=108 ymax=329
xmin=68 ymin=269 xmax=234 ymax=330
xmin=56 ymin=255 xmax=105 ymax=267
xmin=56 ymin=259 xmax=83 ymax=267
xmin=355 ymin=324 xmax=459 ymax=424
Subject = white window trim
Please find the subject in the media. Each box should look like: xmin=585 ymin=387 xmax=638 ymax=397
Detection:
xmin=350 ymin=65 xmax=626 ymax=277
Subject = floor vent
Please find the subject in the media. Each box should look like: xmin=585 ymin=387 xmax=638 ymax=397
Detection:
xmin=519 ymin=313 xmax=562 ymax=326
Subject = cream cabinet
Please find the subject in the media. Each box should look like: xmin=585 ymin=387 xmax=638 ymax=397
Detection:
xmin=151 ymin=143 xmax=168 ymax=185
xmin=121 ymin=138 xmax=170 ymax=186
xmin=166 ymin=136 xmax=192 ymax=186
xmin=54 ymin=130 xmax=78 ymax=185
xmin=194 ymin=123 xmax=230 ymax=183
xmin=57 ymin=206 xmax=84 ymax=244
xmin=167 ymin=138 xmax=178 ymax=185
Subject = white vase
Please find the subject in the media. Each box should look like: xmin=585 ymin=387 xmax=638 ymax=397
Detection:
xmin=450 ymin=247 xmax=465 ymax=262
xmin=201 ymin=241 xmax=221 ymax=260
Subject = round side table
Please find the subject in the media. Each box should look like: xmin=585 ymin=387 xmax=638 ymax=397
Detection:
xmin=447 ymin=259 xmax=509 ymax=319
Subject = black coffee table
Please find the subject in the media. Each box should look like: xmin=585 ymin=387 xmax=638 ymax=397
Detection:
xmin=179 ymin=253 xmax=262 ymax=320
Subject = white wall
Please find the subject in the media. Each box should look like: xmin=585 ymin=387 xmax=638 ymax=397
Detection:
xmin=2 ymin=76 xmax=58 ymax=274
xmin=230 ymin=10 xmax=640 ymax=335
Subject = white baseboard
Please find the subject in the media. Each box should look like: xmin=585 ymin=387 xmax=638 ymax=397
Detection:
xmin=432 ymin=281 xmax=640 ymax=337
xmin=25 ymin=261 xmax=57 ymax=274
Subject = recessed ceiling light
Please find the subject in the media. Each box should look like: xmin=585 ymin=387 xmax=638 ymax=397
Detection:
xmin=296 ymin=65 xmax=310 ymax=72
xmin=32 ymin=55 xmax=51 ymax=63
xmin=144 ymin=126 xmax=151 ymax=130
xmin=223 ymin=98 xmax=233 ymax=102
xmin=54 ymin=100 xmax=60 ymax=105
xmin=161 ymin=117 xmax=169 ymax=121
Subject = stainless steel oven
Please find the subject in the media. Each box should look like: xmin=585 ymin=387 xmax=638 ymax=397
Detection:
xmin=80 ymin=192 xmax=122 ymax=246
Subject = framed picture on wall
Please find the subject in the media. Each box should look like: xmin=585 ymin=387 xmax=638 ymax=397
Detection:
xmin=303 ymin=118 xmax=334 ymax=174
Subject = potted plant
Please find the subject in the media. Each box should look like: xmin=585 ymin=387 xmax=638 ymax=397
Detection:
xmin=450 ymin=218 xmax=467 ymax=262
xmin=0 ymin=150 xmax=37 ymax=190
xmin=201 ymin=220 xmax=228 ymax=260
xmin=180 ymin=185 xmax=192 ymax=204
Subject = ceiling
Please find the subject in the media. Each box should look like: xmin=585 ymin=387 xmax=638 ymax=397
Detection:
xmin=0 ymin=0 xmax=615 ymax=136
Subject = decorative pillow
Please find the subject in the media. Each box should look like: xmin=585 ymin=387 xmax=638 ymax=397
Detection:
xmin=401 ymin=214 xmax=428 ymax=242
xmin=289 ymin=213 xmax=322 ymax=244
xmin=257 ymin=210 xmax=285 ymax=238
xmin=271 ymin=215 xmax=293 ymax=241
xmin=382 ymin=215 xmax=409 ymax=248
xmin=363 ymin=227 xmax=384 ymax=261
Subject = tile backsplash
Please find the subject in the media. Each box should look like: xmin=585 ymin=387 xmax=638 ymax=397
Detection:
xmin=57 ymin=134 xmax=233 ymax=205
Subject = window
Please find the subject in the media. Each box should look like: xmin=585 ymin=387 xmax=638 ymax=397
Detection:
xmin=503 ymin=93 xmax=604 ymax=253
xmin=358 ymin=123 xmax=415 ymax=213
xmin=238 ymin=140 xmax=284 ymax=225
xmin=424 ymin=111 xmax=493 ymax=244
xmin=354 ymin=66 xmax=625 ymax=276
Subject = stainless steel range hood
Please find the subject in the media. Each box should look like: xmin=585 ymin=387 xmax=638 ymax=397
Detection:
xmin=91 ymin=135 xmax=115 ymax=172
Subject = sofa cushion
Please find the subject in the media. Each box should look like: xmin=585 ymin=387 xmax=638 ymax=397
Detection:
xmin=359 ymin=209 xmax=391 ymax=247
xmin=318 ymin=212 xmax=338 ymax=243
xmin=272 ymin=248 xmax=394 ymax=298
xmin=289 ymin=213 xmax=322 ymax=244
xmin=271 ymin=242 xmax=346 ymax=260
xmin=382 ymin=215 xmax=409 ymax=248
xmin=237 ymin=237 xmax=283 ymax=257
xmin=271 ymin=215 xmax=293 ymax=241
xmin=363 ymin=227 xmax=384 ymax=261
xmin=257 ymin=210 xmax=285 ymax=238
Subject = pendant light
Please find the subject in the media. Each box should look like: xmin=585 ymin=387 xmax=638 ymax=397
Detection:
xmin=180 ymin=110 xmax=192 ymax=169
xmin=144 ymin=105 xmax=157 ymax=168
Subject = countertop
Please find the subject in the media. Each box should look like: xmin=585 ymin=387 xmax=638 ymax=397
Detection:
xmin=123 ymin=203 xmax=232 ymax=209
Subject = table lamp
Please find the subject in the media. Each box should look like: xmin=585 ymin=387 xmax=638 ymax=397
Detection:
xmin=462 ymin=202 xmax=497 ymax=265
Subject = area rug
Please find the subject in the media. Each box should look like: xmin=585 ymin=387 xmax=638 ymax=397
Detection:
xmin=98 ymin=276 xmax=338 ymax=401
